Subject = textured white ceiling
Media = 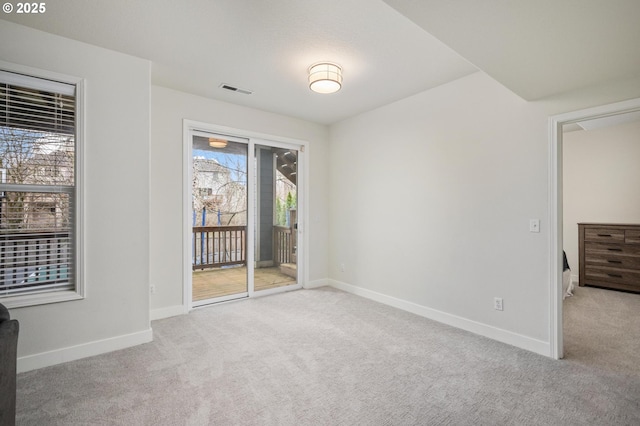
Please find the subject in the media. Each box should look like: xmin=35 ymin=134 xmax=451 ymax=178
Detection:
xmin=1 ymin=0 xmax=477 ymax=124
xmin=383 ymin=0 xmax=640 ymax=100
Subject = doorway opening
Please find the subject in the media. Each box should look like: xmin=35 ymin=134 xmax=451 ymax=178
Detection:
xmin=549 ymin=97 xmax=640 ymax=359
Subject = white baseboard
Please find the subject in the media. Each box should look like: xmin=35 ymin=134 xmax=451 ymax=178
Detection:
xmin=17 ymin=328 xmax=153 ymax=373
xmin=150 ymin=304 xmax=187 ymax=321
xmin=304 ymin=278 xmax=328 ymax=289
xmin=151 ymin=282 xmax=327 ymax=320
xmin=328 ymin=279 xmax=550 ymax=357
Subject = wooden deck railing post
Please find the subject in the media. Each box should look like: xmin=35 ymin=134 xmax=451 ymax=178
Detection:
xmin=192 ymin=226 xmax=246 ymax=270
xmin=273 ymin=226 xmax=292 ymax=266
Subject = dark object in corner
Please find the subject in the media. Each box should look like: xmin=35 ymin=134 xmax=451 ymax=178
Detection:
xmin=563 ymin=251 xmax=570 ymax=271
xmin=0 ymin=302 xmax=19 ymax=426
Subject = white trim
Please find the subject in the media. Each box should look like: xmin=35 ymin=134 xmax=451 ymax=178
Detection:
xmin=182 ymin=121 xmax=192 ymax=311
xmin=189 ymin=287 xmax=303 ymax=309
xmin=0 ymin=61 xmax=86 ymax=308
xmin=150 ymin=305 xmax=187 ymax=321
xmin=0 ymin=69 xmax=75 ymax=95
xmin=190 ymin=294 xmax=248 ymax=309
xmin=329 ymin=279 xmax=550 ymax=357
xmin=17 ymin=328 xmax=153 ymax=373
xmin=301 ymin=144 xmax=309 ymax=287
xmin=548 ymin=114 xmax=563 ymax=359
xmin=184 ymin=120 xmax=309 ymax=147
xmin=571 ymin=274 xmax=579 ymax=286
xmin=304 ymin=278 xmax=328 ymax=289
xmin=255 ymin=145 xmax=263 ymax=265
xmin=1 ymin=291 xmax=83 ymax=309
xmin=0 ymin=60 xmax=83 ymax=87
xmin=548 ymin=97 xmax=640 ymax=360
xmin=193 ymin=292 xmax=249 ymax=307
xmin=253 ymin=283 xmax=302 ymax=298
xmin=75 ymin=78 xmax=86 ymax=302
xmin=247 ymin=139 xmax=256 ymax=296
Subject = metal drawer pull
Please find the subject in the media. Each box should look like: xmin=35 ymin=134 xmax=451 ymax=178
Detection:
xmin=607 ymin=260 xmax=622 ymax=264
xmin=607 ymin=273 xmax=623 ymax=278
xmin=597 ymin=233 xmax=612 ymax=237
xmin=607 ymin=248 xmax=622 ymax=252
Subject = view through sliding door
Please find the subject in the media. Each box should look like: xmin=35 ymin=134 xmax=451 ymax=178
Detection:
xmin=253 ymin=143 xmax=299 ymax=293
xmin=189 ymin=132 xmax=302 ymax=306
xmin=191 ymin=134 xmax=248 ymax=305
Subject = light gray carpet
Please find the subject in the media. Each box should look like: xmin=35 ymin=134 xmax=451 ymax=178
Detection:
xmin=563 ymin=285 xmax=640 ymax=378
xmin=16 ymin=286 xmax=640 ymax=425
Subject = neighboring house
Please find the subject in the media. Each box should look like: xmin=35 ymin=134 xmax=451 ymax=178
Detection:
xmin=192 ymin=157 xmax=246 ymax=226
xmin=0 ymin=132 xmax=73 ymax=231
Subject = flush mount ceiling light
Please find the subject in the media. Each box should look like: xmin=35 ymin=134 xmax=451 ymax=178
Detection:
xmin=308 ymin=62 xmax=342 ymax=94
xmin=208 ymin=137 xmax=228 ymax=148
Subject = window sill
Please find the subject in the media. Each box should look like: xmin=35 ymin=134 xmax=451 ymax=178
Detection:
xmin=1 ymin=291 xmax=84 ymax=309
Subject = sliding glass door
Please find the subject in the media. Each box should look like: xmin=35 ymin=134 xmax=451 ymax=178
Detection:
xmin=253 ymin=143 xmax=299 ymax=293
xmin=191 ymin=134 xmax=248 ymax=305
xmin=188 ymin=132 xmax=301 ymax=307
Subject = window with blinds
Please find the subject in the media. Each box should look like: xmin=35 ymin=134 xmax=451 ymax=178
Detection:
xmin=0 ymin=70 xmax=79 ymax=304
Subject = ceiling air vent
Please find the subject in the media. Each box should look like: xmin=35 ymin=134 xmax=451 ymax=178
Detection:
xmin=219 ymin=83 xmax=253 ymax=95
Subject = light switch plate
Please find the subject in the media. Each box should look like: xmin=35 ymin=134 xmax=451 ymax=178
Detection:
xmin=530 ymin=219 xmax=540 ymax=233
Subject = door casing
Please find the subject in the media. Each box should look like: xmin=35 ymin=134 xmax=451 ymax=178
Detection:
xmin=182 ymin=120 xmax=308 ymax=310
xmin=548 ymin=97 xmax=640 ymax=359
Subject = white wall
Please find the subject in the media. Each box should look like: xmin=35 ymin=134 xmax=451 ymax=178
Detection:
xmin=149 ymin=86 xmax=330 ymax=317
xmin=563 ymin=120 xmax=640 ymax=279
xmin=0 ymin=21 xmax=152 ymax=371
xmin=328 ymin=71 xmax=640 ymax=355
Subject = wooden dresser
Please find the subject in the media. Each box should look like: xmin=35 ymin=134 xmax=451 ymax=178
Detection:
xmin=578 ymin=223 xmax=640 ymax=293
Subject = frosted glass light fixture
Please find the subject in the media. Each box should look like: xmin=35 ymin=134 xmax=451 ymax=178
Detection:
xmin=308 ymin=62 xmax=342 ymax=94
xmin=208 ymin=137 xmax=228 ymax=148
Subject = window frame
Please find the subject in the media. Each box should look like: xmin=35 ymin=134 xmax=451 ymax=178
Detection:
xmin=0 ymin=61 xmax=85 ymax=308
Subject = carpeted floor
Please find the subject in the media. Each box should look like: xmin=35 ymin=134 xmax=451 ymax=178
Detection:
xmin=15 ymin=286 xmax=640 ymax=425
xmin=563 ymin=285 xmax=640 ymax=379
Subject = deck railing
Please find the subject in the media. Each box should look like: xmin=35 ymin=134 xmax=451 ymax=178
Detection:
xmin=0 ymin=230 xmax=71 ymax=294
xmin=273 ymin=226 xmax=292 ymax=265
xmin=192 ymin=226 xmax=246 ymax=270
xmin=192 ymin=225 xmax=295 ymax=270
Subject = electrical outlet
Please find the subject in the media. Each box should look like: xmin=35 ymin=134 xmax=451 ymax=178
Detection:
xmin=340 ymin=263 xmax=346 ymax=272
xmin=150 ymin=285 xmax=156 ymax=295
xmin=494 ymin=297 xmax=503 ymax=311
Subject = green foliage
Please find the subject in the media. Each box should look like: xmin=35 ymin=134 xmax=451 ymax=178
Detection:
xmin=276 ymin=191 xmax=296 ymax=226
xmin=276 ymin=198 xmax=285 ymax=226
xmin=286 ymin=191 xmax=296 ymax=209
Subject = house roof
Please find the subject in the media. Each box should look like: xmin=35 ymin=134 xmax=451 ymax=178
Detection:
xmin=2 ymin=0 xmax=639 ymax=125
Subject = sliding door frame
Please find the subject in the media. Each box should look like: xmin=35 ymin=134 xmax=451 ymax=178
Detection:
xmin=182 ymin=120 xmax=308 ymax=310
xmin=250 ymin=138 xmax=304 ymax=298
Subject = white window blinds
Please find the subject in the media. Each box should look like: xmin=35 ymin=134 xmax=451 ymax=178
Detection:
xmin=1 ymin=70 xmax=77 ymax=298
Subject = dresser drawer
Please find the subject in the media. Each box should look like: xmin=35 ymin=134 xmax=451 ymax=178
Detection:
xmin=585 ymin=266 xmax=640 ymax=286
xmin=626 ymin=229 xmax=640 ymax=245
xmin=584 ymin=254 xmax=640 ymax=270
xmin=584 ymin=228 xmax=625 ymax=243
xmin=584 ymin=241 xmax=640 ymax=258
